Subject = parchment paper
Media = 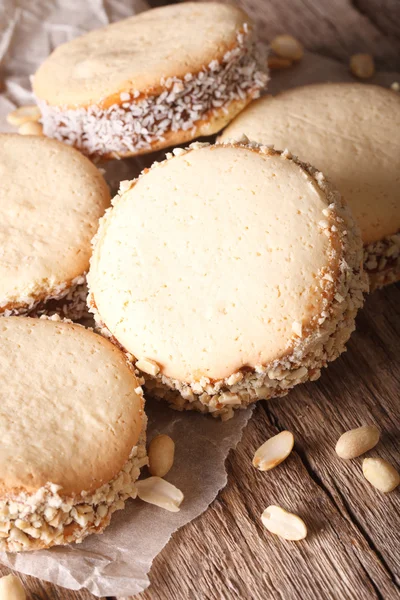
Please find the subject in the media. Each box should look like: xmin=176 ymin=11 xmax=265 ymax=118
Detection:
xmin=0 ymin=399 xmax=252 ymax=596
xmin=0 ymin=1 xmax=398 ymax=597
xmin=0 ymin=2 xmax=254 ymax=596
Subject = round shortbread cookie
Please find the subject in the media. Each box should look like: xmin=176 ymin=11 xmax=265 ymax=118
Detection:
xmin=0 ymin=134 xmax=110 ymax=319
xmin=0 ymin=316 xmax=147 ymax=552
xmin=33 ymin=3 xmax=268 ymax=159
xmin=88 ymin=140 xmax=366 ymax=419
xmin=219 ymin=83 xmax=400 ymax=291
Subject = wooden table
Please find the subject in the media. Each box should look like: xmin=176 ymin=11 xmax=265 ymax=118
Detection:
xmin=1 ymin=1 xmax=399 ymax=598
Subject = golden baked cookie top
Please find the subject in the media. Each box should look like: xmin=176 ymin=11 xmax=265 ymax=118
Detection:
xmin=0 ymin=317 xmax=144 ymax=497
xmin=33 ymin=2 xmax=249 ymax=108
xmin=220 ymin=83 xmax=400 ymax=245
xmin=0 ymin=134 xmax=110 ymax=310
xmin=88 ymin=142 xmax=358 ymax=383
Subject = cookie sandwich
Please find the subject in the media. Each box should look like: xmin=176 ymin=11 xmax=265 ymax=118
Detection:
xmin=0 ymin=316 xmax=147 ymax=551
xmin=88 ymin=140 xmax=366 ymax=419
xmin=32 ymin=2 xmax=268 ymax=160
xmin=220 ymin=83 xmax=400 ymax=291
xmin=0 ymin=134 xmax=110 ymax=319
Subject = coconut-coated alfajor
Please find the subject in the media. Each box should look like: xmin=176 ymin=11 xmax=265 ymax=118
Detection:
xmin=220 ymin=83 xmax=400 ymax=291
xmin=88 ymin=140 xmax=366 ymax=419
xmin=32 ymin=3 xmax=268 ymax=160
xmin=0 ymin=134 xmax=110 ymax=319
xmin=0 ymin=316 xmax=147 ymax=552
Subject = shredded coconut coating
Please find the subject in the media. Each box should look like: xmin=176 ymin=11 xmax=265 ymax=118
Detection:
xmin=88 ymin=140 xmax=367 ymax=419
xmin=37 ymin=27 xmax=268 ymax=158
xmin=0 ymin=276 xmax=89 ymax=321
xmin=363 ymin=233 xmax=400 ymax=291
xmin=0 ymin=419 xmax=147 ymax=552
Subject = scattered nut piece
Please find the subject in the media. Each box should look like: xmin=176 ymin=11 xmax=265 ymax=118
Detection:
xmin=119 ymin=179 xmax=132 ymax=193
xmin=0 ymin=574 xmax=26 ymax=600
xmin=135 ymin=357 xmax=160 ymax=376
xmin=349 ymin=53 xmax=375 ymax=79
xmin=270 ymin=34 xmax=303 ymax=61
xmin=18 ymin=121 xmax=43 ymax=136
xmin=362 ymin=458 xmax=400 ymax=493
xmin=219 ymin=392 xmax=241 ymax=406
xmin=291 ymin=320 xmax=302 ymax=337
xmin=253 ymin=431 xmax=294 ymax=471
xmin=267 ymin=56 xmax=293 ymax=70
xmin=391 ymin=82 xmax=400 ymax=92
xmin=136 ymin=476 xmax=183 ymax=512
xmin=226 ymin=371 xmax=243 ymax=386
xmin=335 ymin=425 xmax=380 ymax=459
xmin=148 ymin=434 xmax=175 ymax=477
xmin=261 ymin=505 xmax=307 ymax=541
xmin=6 ymin=104 xmax=41 ymax=126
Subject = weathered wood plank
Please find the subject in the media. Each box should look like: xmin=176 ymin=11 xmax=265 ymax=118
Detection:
xmin=266 ymin=286 xmax=400 ymax=584
xmin=2 ymin=1 xmax=399 ymax=599
xmin=205 ymin=0 xmax=400 ymax=69
xmin=133 ymin=285 xmax=400 ymax=599
xmin=3 ymin=278 xmax=399 ymax=600
xmin=354 ymin=0 xmax=400 ymax=50
xmin=4 ymin=288 xmax=398 ymax=600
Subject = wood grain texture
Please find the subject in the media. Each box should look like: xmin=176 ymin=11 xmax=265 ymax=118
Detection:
xmin=204 ymin=0 xmax=400 ymax=69
xmin=132 ymin=287 xmax=400 ymax=600
xmin=1 ymin=1 xmax=399 ymax=599
xmin=127 ymin=4 xmax=400 ymax=597
xmin=2 ymin=281 xmax=399 ymax=600
xmin=354 ymin=0 xmax=400 ymax=50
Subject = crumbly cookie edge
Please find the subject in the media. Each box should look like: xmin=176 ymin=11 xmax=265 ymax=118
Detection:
xmin=0 ymin=412 xmax=147 ymax=552
xmin=0 ymin=275 xmax=88 ymax=321
xmin=36 ymin=25 xmax=269 ymax=158
xmin=363 ymin=232 xmax=400 ymax=291
xmin=88 ymin=139 xmax=367 ymax=418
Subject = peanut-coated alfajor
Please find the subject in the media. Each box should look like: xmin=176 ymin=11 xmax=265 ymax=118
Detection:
xmin=0 ymin=134 xmax=110 ymax=319
xmin=0 ymin=316 xmax=147 ymax=552
xmin=88 ymin=140 xmax=366 ymax=419
xmin=220 ymin=83 xmax=400 ymax=291
xmin=32 ymin=3 xmax=268 ymax=160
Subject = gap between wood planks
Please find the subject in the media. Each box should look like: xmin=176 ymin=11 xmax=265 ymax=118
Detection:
xmin=134 ymin=286 xmax=399 ymax=600
xmin=0 ymin=291 xmax=399 ymax=600
xmin=262 ymin=402 xmax=396 ymax=599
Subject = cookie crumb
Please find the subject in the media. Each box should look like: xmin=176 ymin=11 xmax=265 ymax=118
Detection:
xmin=292 ymin=321 xmax=302 ymax=337
xmin=136 ymin=358 xmax=161 ymax=376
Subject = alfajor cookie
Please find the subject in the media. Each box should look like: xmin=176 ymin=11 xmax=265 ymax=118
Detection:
xmin=0 ymin=316 xmax=147 ymax=552
xmin=32 ymin=3 xmax=268 ymax=160
xmin=0 ymin=134 xmax=110 ymax=319
xmin=220 ymin=83 xmax=400 ymax=291
xmin=88 ymin=140 xmax=366 ymax=419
